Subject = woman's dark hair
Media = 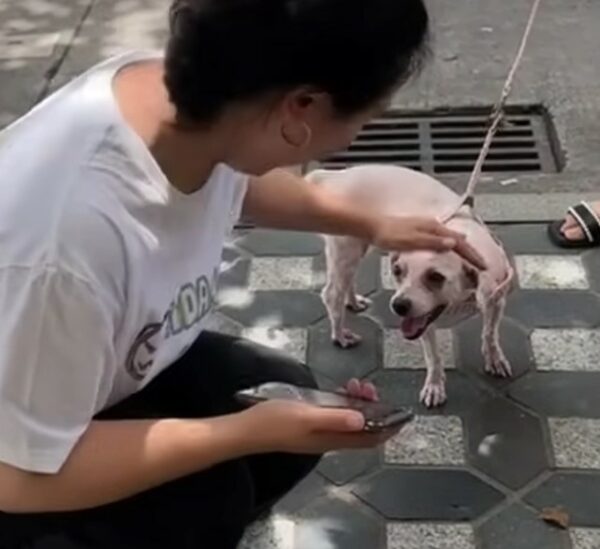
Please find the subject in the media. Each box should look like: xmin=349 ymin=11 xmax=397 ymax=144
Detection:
xmin=165 ymin=0 xmax=429 ymax=124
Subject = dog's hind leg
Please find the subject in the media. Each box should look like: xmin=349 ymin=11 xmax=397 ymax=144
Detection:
xmin=321 ymin=236 xmax=368 ymax=348
xmin=419 ymin=329 xmax=447 ymax=407
xmin=478 ymin=276 xmax=512 ymax=377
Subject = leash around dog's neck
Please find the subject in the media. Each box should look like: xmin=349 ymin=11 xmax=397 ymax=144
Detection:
xmin=438 ymin=0 xmax=542 ymax=225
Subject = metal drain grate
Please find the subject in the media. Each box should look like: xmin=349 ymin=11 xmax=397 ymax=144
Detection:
xmin=315 ymin=108 xmax=559 ymax=175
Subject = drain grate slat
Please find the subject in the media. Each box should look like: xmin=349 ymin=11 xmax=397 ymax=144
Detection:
xmin=434 ymin=159 xmax=542 ymax=174
xmin=430 ymin=129 xmax=534 ymax=139
xmin=433 ymin=139 xmax=536 ymax=150
xmin=313 ymin=108 xmax=559 ymax=176
xmin=433 ymin=150 xmax=540 ymax=161
xmin=348 ymin=140 xmax=420 ymax=150
xmin=331 ymin=152 xmax=422 ymax=162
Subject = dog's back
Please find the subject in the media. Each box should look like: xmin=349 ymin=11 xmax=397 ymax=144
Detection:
xmin=306 ymin=165 xmax=459 ymax=218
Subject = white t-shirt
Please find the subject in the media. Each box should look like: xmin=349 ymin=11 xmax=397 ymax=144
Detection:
xmin=0 ymin=51 xmax=248 ymax=473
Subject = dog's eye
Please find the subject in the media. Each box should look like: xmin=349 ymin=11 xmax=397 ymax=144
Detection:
xmin=392 ymin=264 xmax=403 ymax=277
xmin=427 ymin=270 xmax=446 ymax=286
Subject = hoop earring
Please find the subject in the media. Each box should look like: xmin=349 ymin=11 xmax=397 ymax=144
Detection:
xmin=281 ymin=122 xmax=312 ymax=149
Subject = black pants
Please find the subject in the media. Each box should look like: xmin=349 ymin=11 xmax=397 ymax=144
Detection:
xmin=0 ymin=332 xmax=320 ymax=549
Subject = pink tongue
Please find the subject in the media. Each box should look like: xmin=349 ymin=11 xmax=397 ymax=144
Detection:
xmin=401 ymin=316 xmax=428 ymax=338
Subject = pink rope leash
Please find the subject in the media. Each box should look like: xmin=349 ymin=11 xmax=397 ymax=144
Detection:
xmin=438 ymin=0 xmax=542 ymax=224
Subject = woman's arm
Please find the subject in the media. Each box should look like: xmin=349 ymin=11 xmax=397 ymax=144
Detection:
xmin=0 ymin=416 xmax=252 ymax=513
xmin=0 ymin=396 xmax=388 ymax=513
xmin=242 ymin=169 xmax=486 ymax=269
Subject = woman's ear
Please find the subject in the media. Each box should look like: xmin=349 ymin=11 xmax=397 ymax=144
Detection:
xmin=462 ymin=263 xmax=480 ymax=290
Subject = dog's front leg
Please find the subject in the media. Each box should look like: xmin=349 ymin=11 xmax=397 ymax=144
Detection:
xmin=478 ymin=283 xmax=512 ymax=378
xmin=346 ymin=282 xmax=372 ymax=313
xmin=419 ymin=329 xmax=447 ymax=407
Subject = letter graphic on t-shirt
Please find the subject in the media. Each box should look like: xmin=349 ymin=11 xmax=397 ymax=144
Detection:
xmin=178 ymin=282 xmax=199 ymax=329
xmin=125 ymin=322 xmax=163 ymax=381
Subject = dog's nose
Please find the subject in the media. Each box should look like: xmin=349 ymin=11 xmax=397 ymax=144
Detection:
xmin=392 ymin=298 xmax=412 ymax=317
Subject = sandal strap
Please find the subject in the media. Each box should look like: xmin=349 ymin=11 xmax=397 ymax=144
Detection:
xmin=567 ymin=202 xmax=600 ymax=244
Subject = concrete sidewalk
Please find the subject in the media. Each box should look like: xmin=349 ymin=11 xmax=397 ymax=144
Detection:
xmin=2 ymin=0 xmax=600 ymax=218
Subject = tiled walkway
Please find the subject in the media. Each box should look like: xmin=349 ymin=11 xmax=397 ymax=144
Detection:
xmin=216 ymin=224 xmax=600 ymax=549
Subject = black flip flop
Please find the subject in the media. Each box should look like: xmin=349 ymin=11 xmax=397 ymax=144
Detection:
xmin=548 ymin=201 xmax=600 ymax=249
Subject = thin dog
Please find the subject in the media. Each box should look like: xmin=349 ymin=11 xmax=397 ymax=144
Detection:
xmin=308 ymin=164 xmax=514 ymax=407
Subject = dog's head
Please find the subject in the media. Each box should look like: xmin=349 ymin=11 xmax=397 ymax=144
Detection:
xmin=388 ymin=250 xmax=479 ymax=340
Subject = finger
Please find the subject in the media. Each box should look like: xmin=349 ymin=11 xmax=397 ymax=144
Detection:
xmin=307 ymin=406 xmax=365 ymax=433
xmin=431 ymin=225 xmax=467 ymax=241
xmin=453 ymin=239 xmax=487 ymax=270
xmin=405 ymin=234 xmax=456 ymax=252
xmin=345 ymin=378 xmax=362 ymax=397
xmin=425 ymin=224 xmax=487 ymax=270
xmin=360 ymin=381 xmax=378 ymax=401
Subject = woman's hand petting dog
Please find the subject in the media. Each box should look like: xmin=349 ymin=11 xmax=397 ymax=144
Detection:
xmin=238 ymin=379 xmax=400 ymax=455
xmin=369 ymin=216 xmax=487 ymax=270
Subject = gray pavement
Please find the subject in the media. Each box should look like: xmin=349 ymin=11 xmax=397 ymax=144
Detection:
xmin=3 ymin=0 xmax=600 ymax=217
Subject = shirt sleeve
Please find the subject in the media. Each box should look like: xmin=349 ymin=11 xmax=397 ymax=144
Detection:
xmin=0 ymin=266 xmax=116 ymax=473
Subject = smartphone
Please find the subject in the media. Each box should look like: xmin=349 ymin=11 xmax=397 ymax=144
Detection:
xmin=235 ymin=382 xmax=414 ymax=433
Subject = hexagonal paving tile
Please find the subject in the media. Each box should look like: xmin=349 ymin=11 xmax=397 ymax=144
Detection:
xmin=274 ymin=472 xmax=330 ymax=516
xmin=242 ymin=326 xmax=307 ymax=363
xmin=526 ymin=473 xmax=600 ymax=527
xmin=296 ymin=495 xmax=385 ymax=549
xmin=353 ymin=469 xmax=504 ymax=520
xmin=508 ymin=372 xmax=600 ymax=418
xmin=248 ymin=257 xmax=318 ymax=291
xmin=370 ymin=369 xmax=491 ymax=417
xmin=571 ymin=528 xmax=600 ymax=549
xmin=531 ymin=329 xmax=600 ymax=371
xmin=464 ymin=397 xmax=549 ymax=490
xmin=307 ymin=316 xmax=383 ymax=381
xmin=505 ymin=290 xmax=600 ymax=329
xmin=388 ymin=523 xmax=475 ymax=549
xmin=219 ymin=290 xmax=326 ymax=327
xmin=384 ymin=329 xmax=455 ymax=370
xmin=549 ymin=418 xmax=600 ymax=469
xmin=515 ymin=255 xmax=589 ymax=290
xmin=318 ymin=449 xmax=380 ymax=487
xmin=477 ymin=503 xmax=566 ymax=549
xmin=385 ymin=416 xmax=464 ymax=465
xmin=237 ymin=229 xmax=323 ymax=256
xmin=454 ymin=316 xmax=534 ymax=383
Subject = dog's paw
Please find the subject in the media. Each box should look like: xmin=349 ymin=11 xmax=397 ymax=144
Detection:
xmin=419 ymin=379 xmax=447 ymax=408
xmin=346 ymin=295 xmax=372 ymax=313
xmin=333 ymin=329 xmax=362 ymax=349
xmin=484 ymin=353 xmax=512 ymax=378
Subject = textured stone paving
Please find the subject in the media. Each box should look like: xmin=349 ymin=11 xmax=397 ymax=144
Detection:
xmin=226 ymin=225 xmax=600 ymax=549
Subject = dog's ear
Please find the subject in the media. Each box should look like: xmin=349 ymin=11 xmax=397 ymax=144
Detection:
xmin=462 ymin=263 xmax=480 ymax=290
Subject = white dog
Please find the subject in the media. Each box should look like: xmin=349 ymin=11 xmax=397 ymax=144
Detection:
xmin=306 ymin=165 xmax=514 ymax=407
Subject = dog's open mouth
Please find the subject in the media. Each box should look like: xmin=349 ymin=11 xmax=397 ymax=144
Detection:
xmin=400 ymin=305 xmax=447 ymax=340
